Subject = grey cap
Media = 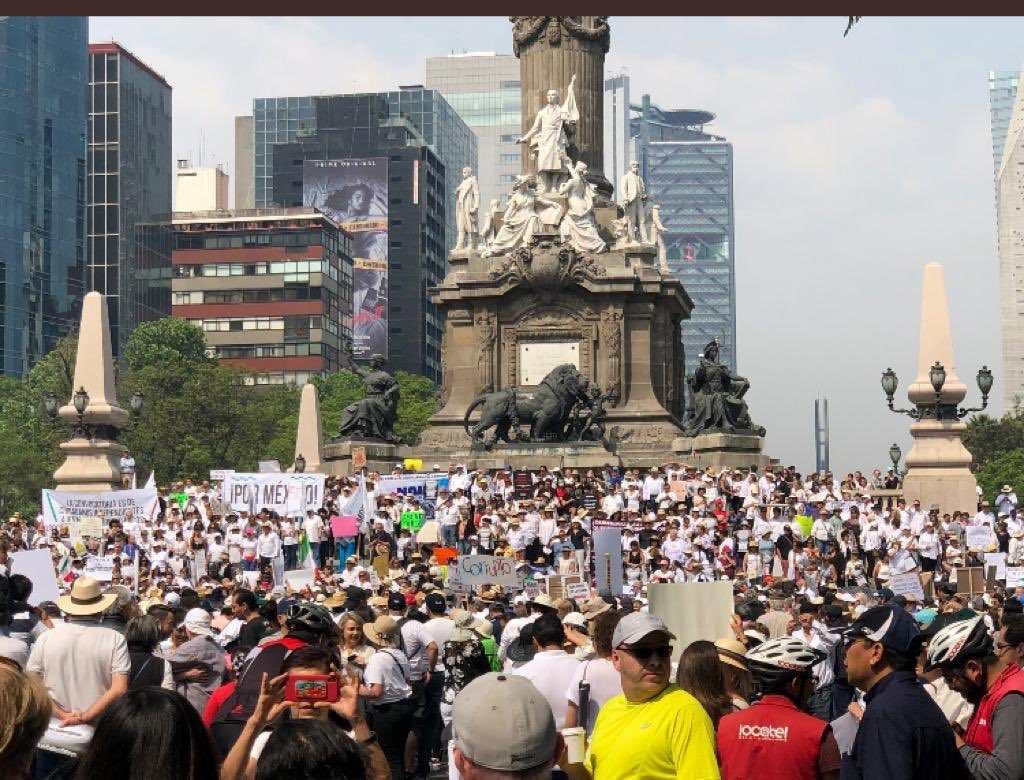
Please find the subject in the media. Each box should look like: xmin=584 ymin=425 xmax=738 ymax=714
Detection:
xmin=452 ymin=673 xmax=557 ymax=772
xmin=612 ymin=612 xmax=676 ymax=648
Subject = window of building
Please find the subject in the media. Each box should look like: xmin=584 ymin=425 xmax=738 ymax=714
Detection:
xmin=500 ymin=153 xmax=521 ymax=162
xmin=500 ymin=80 xmax=521 ymax=89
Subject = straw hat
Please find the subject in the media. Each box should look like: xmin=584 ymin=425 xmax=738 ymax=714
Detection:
xmin=58 ymin=576 xmax=117 ymax=616
xmin=364 ymin=615 xmax=401 ymax=647
xmin=714 ymin=637 xmax=749 ymax=671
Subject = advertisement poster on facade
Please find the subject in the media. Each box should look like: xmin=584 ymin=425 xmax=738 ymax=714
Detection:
xmin=303 ymin=158 xmax=389 ymax=359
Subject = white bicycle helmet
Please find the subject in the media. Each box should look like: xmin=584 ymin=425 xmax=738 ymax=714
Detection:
xmin=746 ymin=637 xmax=826 ymax=685
xmin=925 ymin=616 xmax=990 ymax=671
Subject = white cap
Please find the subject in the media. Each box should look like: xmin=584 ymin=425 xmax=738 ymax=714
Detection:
xmin=183 ymin=607 xmax=213 ymax=636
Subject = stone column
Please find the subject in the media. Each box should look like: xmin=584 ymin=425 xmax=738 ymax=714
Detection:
xmin=901 ymin=262 xmax=978 ymax=511
xmin=53 ymin=292 xmax=129 ymax=492
xmin=294 ymin=382 xmax=323 ymax=472
xmin=513 ymin=16 xmax=610 ymax=177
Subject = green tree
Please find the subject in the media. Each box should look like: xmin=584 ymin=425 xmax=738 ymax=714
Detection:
xmin=26 ymin=332 xmax=78 ymax=402
xmin=0 ymin=376 xmax=61 ymax=517
xmin=395 ymin=370 xmax=437 ymax=445
xmin=976 ymin=449 xmax=1024 ymax=505
xmin=123 ymin=317 xmax=210 ymax=372
xmin=963 ymin=409 xmax=1024 ymax=470
xmin=312 ymin=370 xmax=365 ymax=437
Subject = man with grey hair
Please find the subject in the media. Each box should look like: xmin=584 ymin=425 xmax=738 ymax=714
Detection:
xmin=100 ymin=585 xmax=138 ymax=634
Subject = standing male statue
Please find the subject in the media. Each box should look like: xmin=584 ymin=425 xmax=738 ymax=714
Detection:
xmin=648 ymin=203 xmax=669 ymax=271
xmin=454 ymin=166 xmax=480 ymax=251
xmin=517 ymin=75 xmax=579 ymax=194
xmin=619 ymin=160 xmax=648 ymax=243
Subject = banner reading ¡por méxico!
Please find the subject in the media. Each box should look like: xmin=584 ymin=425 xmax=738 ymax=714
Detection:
xmin=42 ymin=487 xmax=159 ymax=528
xmin=222 ymin=473 xmax=325 ymax=515
xmin=303 ymin=157 xmax=388 ymax=360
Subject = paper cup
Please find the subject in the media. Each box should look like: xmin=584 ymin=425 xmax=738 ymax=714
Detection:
xmin=562 ymin=726 xmax=586 ymax=764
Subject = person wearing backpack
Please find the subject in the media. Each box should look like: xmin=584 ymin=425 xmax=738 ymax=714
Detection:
xmin=360 ymin=614 xmax=416 ymax=780
xmin=206 ymin=601 xmax=338 ymax=758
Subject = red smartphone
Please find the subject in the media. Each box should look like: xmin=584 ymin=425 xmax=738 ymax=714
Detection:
xmin=284 ymin=674 xmax=339 ymax=703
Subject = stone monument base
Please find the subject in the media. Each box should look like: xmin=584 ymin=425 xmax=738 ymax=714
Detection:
xmin=52 ymin=436 xmax=126 ymax=492
xmin=670 ymin=432 xmax=771 ymax=471
xmin=322 ymin=438 xmax=402 ymax=477
xmin=466 ymin=440 xmax=616 ymax=470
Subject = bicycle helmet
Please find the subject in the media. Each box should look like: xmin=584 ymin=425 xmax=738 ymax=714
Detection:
xmin=924 ymin=616 xmax=991 ymax=672
xmin=746 ymin=637 xmax=826 ymax=685
xmin=286 ymin=601 xmax=338 ymax=638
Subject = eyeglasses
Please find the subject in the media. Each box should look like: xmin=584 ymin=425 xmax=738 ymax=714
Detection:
xmin=618 ymin=645 xmax=673 ymax=661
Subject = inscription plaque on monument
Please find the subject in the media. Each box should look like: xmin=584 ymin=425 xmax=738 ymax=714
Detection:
xmin=520 ymin=341 xmax=579 ymax=385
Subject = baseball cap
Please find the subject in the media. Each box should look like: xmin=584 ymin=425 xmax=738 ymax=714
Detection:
xmin=843 ymin=604 xmax=921 ymax=654
xmin=387 ymin=592 xmax=407 ymax=611
xmin=425 ymin=593 xmax=447 ymax=613
xmin=612 ymin=612 xmax=676 ymax=648
xmin=875 ymin=588 xmax=895 ymax=602
xmin=452 ymin=673 xmax=557 ymax=772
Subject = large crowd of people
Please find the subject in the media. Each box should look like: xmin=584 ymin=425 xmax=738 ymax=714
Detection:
xmin=1 ymin=461 xmax=1022 ymax=779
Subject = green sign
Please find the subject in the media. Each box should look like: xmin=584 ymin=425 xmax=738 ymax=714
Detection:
xmin=401 ymin=510 xmax=425 ymax=532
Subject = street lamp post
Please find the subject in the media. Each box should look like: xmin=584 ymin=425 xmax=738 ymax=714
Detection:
xmin=880 ymin=363 xmax=992 ymax=422
xmin=889 ymin=442 xmax=901 ymax=473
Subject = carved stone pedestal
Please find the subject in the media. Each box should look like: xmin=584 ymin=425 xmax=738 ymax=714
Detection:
xmin=670 ymin=432 xmax=771 ymax=472
xmin=416 ymin=233 xmax=692 ymax=466
xmin=469 ymin=440 xmax=616 ymax=471
xmin=322 ymin=438 xmax=403 ymax=477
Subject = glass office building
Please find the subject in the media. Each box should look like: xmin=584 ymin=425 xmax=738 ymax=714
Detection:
xmin=87 ymin=43 xmax=173 ymax=357
xmin=0 ymin=17 xmax=88 ymax=378
xmin=426 ymin=53 xmax=522 ymax=210
xmin=253 ymin=96 xmax=317 ymax=209
xmin=633 ymin=96 xmax=737 ymax=375
xmin=990 ymin=70 xmax=1019 ymax=183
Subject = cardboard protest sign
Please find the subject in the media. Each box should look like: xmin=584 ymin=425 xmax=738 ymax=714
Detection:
xmin=446 ymin=559 xmax=465 ymax=592
xmin=11 ymin=549 xmax=60 ymax=605
xmin=84 ymin=556 xmax=116 ymax=582
xmin=566 ymin=581 xmax=590 ymax=601
xmin=524 ymin=580 xmax=542 ymax=599
xmin=400 ymin=511 xmax=425 ymax=532
xmin=457 ymin=555 xmax=519 ymax=588
xmin=331 ymin=515 xmax=359 ymax=538
xmin=648 ymin=581 xmax=734 ymax=664
xmin=889 ymin=571 xmax=925 ymax=601
xmin=966 ymin=525 xmax=994 ymax=551
xmin=79 ymin=517 xmax=103 ymax=538
xmin=984 ymin=552 xmax=1007 ymax=581
xmin=513 ymin=471 xmax=533 ymax=500
xmin=223 ymin=473 xmax=325 ymax=515
xmin=1006 ymin=566 xmax=1024 ymax=586
xmin=352 ymin=447 xmax=367 ymax=469
xmin=210 ymin=469 xmax=234 ymax=482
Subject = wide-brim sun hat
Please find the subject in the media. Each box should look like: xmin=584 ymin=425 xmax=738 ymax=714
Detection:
xmin=58 ymin=576 xmax=117 ymax=616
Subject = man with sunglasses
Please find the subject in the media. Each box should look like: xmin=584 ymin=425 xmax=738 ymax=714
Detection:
xmin=841 ymin=604 xmax=966 ymax=780
xmin=718 ymin=636 xmax=841 ymax=780
xmin=566 ymin=612 xmax=718 ymax=780
xmin=926 ymin=614 xmax=1024 ymax=780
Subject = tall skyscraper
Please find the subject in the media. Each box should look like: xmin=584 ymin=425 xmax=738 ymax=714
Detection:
xmin=997 ymin=68 xmax=1024 ymax=410
xmin=603 ymin=73 xmax=631 ymax=189
xmin=990 ymin=70 xmax=1019 ymax=182
xmin=0 ymin=17 xmax=88 ymax=377
xmin=251 ymin=96 xmax=317 ymax=209
xmin=426 ymin=52 xmax=522 ymax=210
xmin=632 ymin=95 xmax=736 ymax=376
xmin=270 ymin=92 xmax=475 ymax=382
xmin=87 ymin=42 xmax=172 ymax=357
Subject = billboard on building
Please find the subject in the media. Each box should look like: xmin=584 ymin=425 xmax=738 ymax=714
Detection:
xmin=303 ymin=158 xmax=388 ymax=359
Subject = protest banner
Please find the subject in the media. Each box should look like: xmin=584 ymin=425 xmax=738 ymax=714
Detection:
xmin=1006 ymin=566 xmax=1024 ymax=586
xmin=376 ymin=474 xmax=449 ymax=519
xmin=400 ymin=510 xmax=425 ymax=532
xmin=648 ymin=581 xmax=734 ymax=664
xmin=592 ymin=518 xmax=626 ymax=532
xmin=331 ymin=515 xmax=359 ymax=538
xmin=457 ymin=555 xmax=519 ymax=588
xmin=352 ymin=447 xmax=367 ymax=470
xmin=42 ymin=486 xmax=159 ymax=528
xmin=985 ymin=552 xmax=1007 ymax=581
xmin=79 ymin=517 xmax=103 ymax=538
xmin=11 ymin=549 xmax=60 ymax=605
xmin=566 ymin=581 xmax=590 ymax=601
xmin=594 ymin=528 xmax=624 ymax=595
xmin=889 ymin=571 xmax=926 ymax=601
xmin=966 ymin=525 xmax=995 ymax=551
xmin=223 ymin=473 xmax=325 ymax=515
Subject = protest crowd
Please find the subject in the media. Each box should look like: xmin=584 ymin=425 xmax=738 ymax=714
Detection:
xmin=3 ymin=460 xmax=1024 ymax=780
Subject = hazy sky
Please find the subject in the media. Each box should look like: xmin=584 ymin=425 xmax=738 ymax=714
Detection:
xmin=89 ymin=16 xmax=1024 ymax=474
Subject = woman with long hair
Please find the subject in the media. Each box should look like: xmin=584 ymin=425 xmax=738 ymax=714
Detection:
xmin=714 ymin=638 xmax=753 ymax=711
xmin=338 ymin=611 xmax=375 ymax=671
xmin=72 ymin=688 xmax=218 ymax=780
xmin=675 ymin=640 xmax=734 ymax=730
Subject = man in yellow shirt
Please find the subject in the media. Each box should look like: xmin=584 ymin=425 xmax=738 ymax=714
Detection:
xmin=566 ymin=612 xmax=720 ymax=780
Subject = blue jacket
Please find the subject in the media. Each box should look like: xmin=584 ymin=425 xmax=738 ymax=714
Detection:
xmin=841 ymin=670 xmax=967 ymax=780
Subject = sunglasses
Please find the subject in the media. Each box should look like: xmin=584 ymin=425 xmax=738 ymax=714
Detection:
xmin=619 ymin=645 xmax=673 ymax=661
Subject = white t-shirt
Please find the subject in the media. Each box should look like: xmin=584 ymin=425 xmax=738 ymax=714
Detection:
xmin=422 ymin=617 xmax=454 ymax=672
xmin=510 ymin=649 xmax=581 ymax=729
xmin=364 ymin=648 xmax=413 ymax=704
xmin=27 ymin=621 xmax=130 ymax=712
xmin=565 ymin=657 xmax=623 ymax=734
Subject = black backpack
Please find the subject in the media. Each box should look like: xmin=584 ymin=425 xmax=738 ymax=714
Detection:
xmin=209 ymin=641 xmax=291 ymax=758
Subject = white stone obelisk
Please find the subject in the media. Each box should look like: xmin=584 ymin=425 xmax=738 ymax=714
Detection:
xmin=52 ymin=291 xmax=129 ymax=491
xmin=294 ymin=382 xmax=323 ymax=472
xmin=901 ymin=263 xmax=978 ymax=512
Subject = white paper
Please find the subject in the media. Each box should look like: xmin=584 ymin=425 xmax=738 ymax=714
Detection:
xmin=10 ymin=549 xmax=61 ymax=604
